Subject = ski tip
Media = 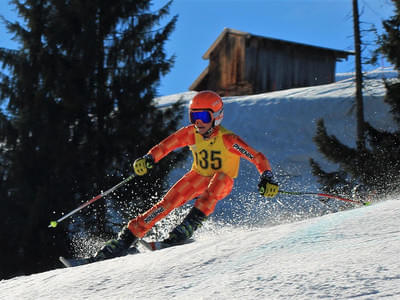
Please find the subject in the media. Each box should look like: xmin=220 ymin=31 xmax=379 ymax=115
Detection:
xmin=363 ymin=201 xmax=371 ymax=206
xmin=59 ymin=256 xmax=92 ymax=268
xmin=59 ymin=256 xmax=73 ymax=268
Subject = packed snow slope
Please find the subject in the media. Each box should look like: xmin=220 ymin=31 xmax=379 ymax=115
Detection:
xmin=1 ymin=199 xmax=399 ymax=299
xmin=1 ymin=68 xmax=399 ymax=299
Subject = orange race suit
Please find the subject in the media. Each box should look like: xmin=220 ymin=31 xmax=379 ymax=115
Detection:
xmin=128 ymin=124 xmax=272 ymax=238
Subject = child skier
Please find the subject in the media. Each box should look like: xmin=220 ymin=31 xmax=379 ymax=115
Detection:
xmin=93 ymin=90 xmax=279 ymax=261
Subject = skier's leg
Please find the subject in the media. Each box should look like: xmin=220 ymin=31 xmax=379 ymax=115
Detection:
xmin=93 ymin=170 xmax=209 ymax=261
xmin=127 ymin=170 xmax=210 ymax=238
xmin=194 ymin=172 xmax=234 ymax=216
xmin=164 ymin=172 xmax=234 ymax=245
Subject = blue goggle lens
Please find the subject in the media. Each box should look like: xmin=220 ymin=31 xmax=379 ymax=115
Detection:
xmin=190 ymin=111 xmax=212 ymax=124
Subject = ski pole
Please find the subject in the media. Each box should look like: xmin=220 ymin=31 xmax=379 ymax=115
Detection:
xmin=48 ymin=173 xmax=136 ymax=228
xmin=278 ymin=190 xmax=371 ymax=206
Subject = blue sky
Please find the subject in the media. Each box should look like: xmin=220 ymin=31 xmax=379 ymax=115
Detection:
xmin=0 ymin=0 xmax=395 ymax=96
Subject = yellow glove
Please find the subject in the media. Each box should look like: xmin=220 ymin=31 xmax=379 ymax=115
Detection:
xmin=133 ymin=155 xmax=154 ymax=176
xmin=258 ymin=170 xmax=279 ymax=198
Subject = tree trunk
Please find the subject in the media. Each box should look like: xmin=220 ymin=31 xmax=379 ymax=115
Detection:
xmin=353 ymin=0 xmax=365 ymax=151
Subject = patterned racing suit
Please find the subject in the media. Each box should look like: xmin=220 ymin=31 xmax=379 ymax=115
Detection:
xmin=128 ymin=124 xmax=272 ymax=238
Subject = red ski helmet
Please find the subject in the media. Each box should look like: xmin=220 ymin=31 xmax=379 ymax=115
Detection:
xmin=189 ymin=91 xmax=224 ymax=126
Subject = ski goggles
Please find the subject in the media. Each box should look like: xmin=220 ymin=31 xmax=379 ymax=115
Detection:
xmin=190 ymin=110 xmax=213 ymax=124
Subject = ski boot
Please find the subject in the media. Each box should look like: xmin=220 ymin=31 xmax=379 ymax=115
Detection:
xmin=164 ymin=207 xmax=207 ymax=246
xmin=92 ymin=226 xmax=138 ymax=262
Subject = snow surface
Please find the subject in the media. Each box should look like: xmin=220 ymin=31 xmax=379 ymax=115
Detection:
xmin=1 ymin=68 xmax=399 ymax=299
xmin=1 ymin=199 xmax=399 ymax=299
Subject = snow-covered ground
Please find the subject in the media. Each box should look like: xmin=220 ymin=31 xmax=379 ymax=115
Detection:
xmin=0 ymin=68 xmax=399 ymax=299
xmin=1 ymin=199 xmax=399 ymax=299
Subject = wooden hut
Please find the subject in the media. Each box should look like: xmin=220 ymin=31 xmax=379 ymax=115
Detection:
xmin=189 ymin=28 xmax=353 ymax=96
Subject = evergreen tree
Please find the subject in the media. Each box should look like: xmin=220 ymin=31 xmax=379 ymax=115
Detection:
xmin=310 ymin=0 xmax=400 ymax=200
xmin=376 ymin=1 xmax=400 ymax=71
xmin=0 ymin=0 xmax=184 ymax=279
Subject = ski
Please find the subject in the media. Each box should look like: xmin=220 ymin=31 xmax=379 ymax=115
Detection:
xmin=59 ymin=256 xmax=93 ymax=268
xmin=59 ymin=247 xmax=140 ymax=268
xmin=139 ymin=239 xmax=194 ymax=251
xmin=59 ymin=240 xmax=193 ymax=268
xmin=139 ymin=240 xmax=170 ymax=251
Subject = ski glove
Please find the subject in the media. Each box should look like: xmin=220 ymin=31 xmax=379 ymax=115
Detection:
xmin=258 ymin=170 xmax=279 ymax=197
xmin=133 ymin=154 xmax=154 ymax=176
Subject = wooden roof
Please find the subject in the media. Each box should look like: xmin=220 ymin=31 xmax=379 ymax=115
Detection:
xmin=202 ymin=28 xmax=354 ymax=60
xmin=189 ymin=28 xmax=354 ymax=92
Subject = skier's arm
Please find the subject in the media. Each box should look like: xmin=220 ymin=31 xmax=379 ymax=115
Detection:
xmin=148 ymin=125 xmax=195 ymax=163
xmin=222 ymin=134 xmax=271 ymax=174
xmin=223 ymin=134 xmax=278 ymax=198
